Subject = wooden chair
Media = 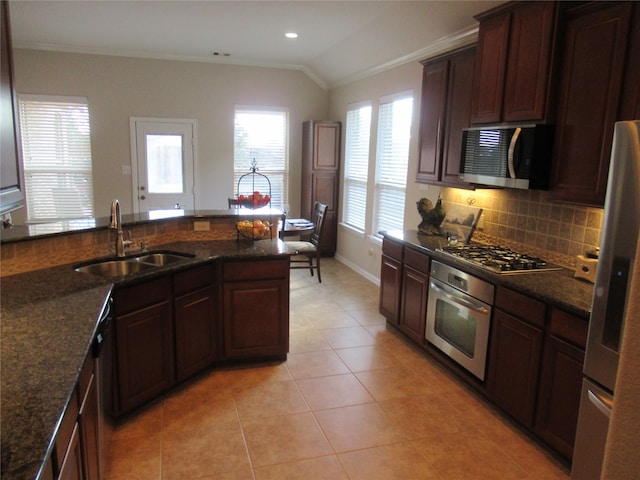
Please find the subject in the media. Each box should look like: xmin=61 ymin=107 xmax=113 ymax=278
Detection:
xmin=228 ymin=198 xmax=240 ymax=208
xmin=285 ymin=202 xmax=327 ymax=282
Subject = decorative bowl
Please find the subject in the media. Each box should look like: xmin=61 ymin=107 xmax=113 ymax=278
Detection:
xmin=236 ymin=219 xmax=272 ymax=240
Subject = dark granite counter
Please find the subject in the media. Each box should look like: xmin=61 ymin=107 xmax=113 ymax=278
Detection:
xmin=383 ymin=230 xmax=594 ymax=319
xmin=0 ymin=238 xmax=292 ymax=480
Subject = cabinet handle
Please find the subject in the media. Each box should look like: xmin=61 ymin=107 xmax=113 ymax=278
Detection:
xmin=430 ymin=281 xmax=490 ymax=314
xmin=587 ymin=389 xmax=613 ymax=419
xmin=507 ymin=127 xmax=522 ymax=179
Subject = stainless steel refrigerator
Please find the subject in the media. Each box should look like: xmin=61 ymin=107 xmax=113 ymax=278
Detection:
xmin=571 ymin=120 xmax=640 ymax=479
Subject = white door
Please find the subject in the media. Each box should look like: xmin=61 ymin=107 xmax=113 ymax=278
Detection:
xmin=130 ymin=118 xmax=196 ymax=213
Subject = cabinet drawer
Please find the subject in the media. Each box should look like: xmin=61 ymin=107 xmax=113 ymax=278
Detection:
xmin=77 ymin=355 xmax=94 ymax=407
xmin=173 ymin=263 xmax=216 ymax=296
xmin=114 ymin=276 xmax=172 ymax=315
xmin=403 ymin=247 xmax=430 ymax=274
xmin=223 ymin=259 xmax=289 ymax=281
xmin=55 ymin=388 xmax=79 ymax=470
xmin=382 ymin=238 xmax=403 ymax=261
xmin=495 ymin=287 xmax=546 ymax=327
xmin=549 ymin=308 xmax=588 ymax=349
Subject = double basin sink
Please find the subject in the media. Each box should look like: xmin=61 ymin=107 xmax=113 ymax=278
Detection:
xmin=75 ymin=251 xmax=195 ymax=278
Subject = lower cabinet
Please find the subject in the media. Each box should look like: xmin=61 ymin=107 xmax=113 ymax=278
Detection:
xmin=77 ymin=356 xmax=100 ymax=480
xmin=223 ymin=259 xmax=290 ymax=359
xmin=55 ymin=390 xmax=83 ymax=480
xmin=488 ymin=287 xmax=545 ymax=428
xmin=113 ymin=277 xmax=174 ymax=415
xmin=398 ymin=248 xmax=431 ymax=344
xmin=379 ymin=238 xmax=403 ymax=325
xmin=534 ymin=308 xmax=588 ymax=460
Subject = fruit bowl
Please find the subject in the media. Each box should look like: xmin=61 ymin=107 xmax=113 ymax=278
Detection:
xmin=236 ymin=219 xmax=272 ymax=240
xmin=237 ymin=191 xmax=270 ymax=209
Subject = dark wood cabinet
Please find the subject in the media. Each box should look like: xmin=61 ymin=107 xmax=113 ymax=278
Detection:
xmin=223 ymin=259 xmax=289 ymax=359
xmin=173 ymin=264 xmax=218 ymax=382
xmin=113 ymin=277 xmax=174 ymax=415
xmin=379 ymin=238 xmax=403 ymax=325
xmin=535 ymin=307 xmax=588 ymax=460
xmin=54 ymin=390 xmax=83 ymax=480
xmin=417 ymin=46 xmax=476 ymax=186
xmin=471 ymin=1 xmax=557 ymax=124
xmin=551 ymin=2 xmax=636 ymax=205
xmin=0 ymin=1 xmax=24 ymax=214
xmin=398 ymin=248 xmax=430 ymax=344
xmin=57 ymin=423 xmax=83 ymax=480
xmin=301 ymin=120 xmax=341 ymax=256
xmin=77 ymin=356 xmax=100 ymax=480
xmin=488 ymin=287 xmax=546 ymax=428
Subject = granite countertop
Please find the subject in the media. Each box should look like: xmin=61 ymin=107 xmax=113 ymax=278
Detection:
xmin=383 ymin=230 xmax=594 ymax=319
xmin=0 ymin=238 xmax=292 ymax=480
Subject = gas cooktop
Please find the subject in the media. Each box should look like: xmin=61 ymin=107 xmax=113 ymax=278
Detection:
xmin=437 ymin=244 xmax=562 ymax=274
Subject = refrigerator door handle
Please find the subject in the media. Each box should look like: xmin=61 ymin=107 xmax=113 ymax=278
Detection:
xmin=588 ymin=389 xmax=613 ymax=419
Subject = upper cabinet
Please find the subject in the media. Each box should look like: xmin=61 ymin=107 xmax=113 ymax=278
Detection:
xmin=471 ymin=1 xmax=557 ymax=124
xmin=550 ymin=1 xmax=639 ymax=206
xmin=416 ymin=46 xmax=476 ymax=187
xmin=0 ymin=1 xmax=24 ymax=215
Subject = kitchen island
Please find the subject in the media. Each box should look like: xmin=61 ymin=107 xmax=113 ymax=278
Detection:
xmin=0 ymin=236 xmax=293 ymax=480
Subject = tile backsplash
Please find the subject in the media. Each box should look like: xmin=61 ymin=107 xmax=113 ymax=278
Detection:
xmin=441 ymin=187 xmax=604 ymax=268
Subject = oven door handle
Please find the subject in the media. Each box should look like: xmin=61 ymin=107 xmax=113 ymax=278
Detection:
xmin=430 ymin=281 xmax=490 ymax=314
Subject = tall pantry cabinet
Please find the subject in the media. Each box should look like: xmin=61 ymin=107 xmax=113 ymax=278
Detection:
xmin=301 ymin=120 xmax=341 ymax=256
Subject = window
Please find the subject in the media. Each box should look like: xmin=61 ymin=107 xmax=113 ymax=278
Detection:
xmin=234 ymin=108 xmax=288 ymax=208
xmin=18 ymin=95 xmax=94 ymax=222
xmin=373 ymin=94 xmax=413 ymax=235
xmin=342 ymin=103 xmax=372 ymax=231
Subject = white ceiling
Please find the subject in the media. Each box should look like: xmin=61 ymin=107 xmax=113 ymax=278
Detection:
xmin=8 ymin=0 xmax=505 ymax=88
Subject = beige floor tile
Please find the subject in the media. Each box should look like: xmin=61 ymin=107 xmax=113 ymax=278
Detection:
xmin=347 ymin=307 xmax=387 ymax=326
xmin=309 ymin=310 xmax=361 ymax=329
xmin=161 ymin=419 xmax=251 ymax=480
xmin=233 ymin=379 xmax=309 ymax=420
xmin=242 ymin=412 xmax=333 ymax=467
xmin=313 ymin=403 xmax=407 ymax=452
xmin=220 ymin=362 xmax=292 ymax=389
xmin=289 ymin=330 xmax=332 ymax=353
xmin=110 ymin=400 xmax=163 ymax=441
xmin=335 ymin=344 xmax=401 ymax=372
xmin=338 ymin=443 xmax=439 ymax=480
xmin=354 ymin=365 xmax=435 ymax=401
xmin=319 ymin=326 xmax=377 ymax=349
xmin=253 ymin=455 xmax=348 ymax=480
xmin=105 ymin=433 xmax=161 ymax=480
xmin=286 ymin=350 xmax=350 ymax=379
xmin=296 ymin=373 xmax=374 ymax=410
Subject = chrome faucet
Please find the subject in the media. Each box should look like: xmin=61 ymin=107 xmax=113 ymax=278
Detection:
xmin=109 ymin=199 xmax=130 ymax=257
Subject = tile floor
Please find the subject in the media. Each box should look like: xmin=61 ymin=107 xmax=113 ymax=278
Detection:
xmin=105 ymin=258 xmax=570 ymax=480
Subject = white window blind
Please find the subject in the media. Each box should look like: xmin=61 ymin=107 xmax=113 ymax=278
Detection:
xmin=342 ymin=104 xmax=372 ymax=231
xmin=18 ymin=95 xmax=95 ymax=222
xmin=234 ymin=109 xmax=288 ymax=209
xmin=374 ymin=95 xmax=413 ymax=234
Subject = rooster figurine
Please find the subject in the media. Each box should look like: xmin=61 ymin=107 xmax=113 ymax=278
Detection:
xmin=417 ymin=195 xmax=446 ymax=235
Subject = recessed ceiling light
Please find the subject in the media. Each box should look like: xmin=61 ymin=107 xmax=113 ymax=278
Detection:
xmin=285 ymin=32 xmax=298 ymax=39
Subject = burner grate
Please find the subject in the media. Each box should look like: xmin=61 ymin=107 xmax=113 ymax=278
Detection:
xmin=437 ymin=244 xmax=561 ymax=274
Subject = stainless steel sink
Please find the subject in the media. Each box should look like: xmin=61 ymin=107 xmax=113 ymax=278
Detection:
xmin=74 ymin=251 xmax=194 ymax=278
xmin=130 ymin=252 xmax=194 ymax=266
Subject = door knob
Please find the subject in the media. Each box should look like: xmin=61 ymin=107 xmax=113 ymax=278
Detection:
xmin=140 ymin=195 xmax=146 ymax=200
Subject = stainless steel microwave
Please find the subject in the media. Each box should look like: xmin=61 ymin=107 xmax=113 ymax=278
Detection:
xmin=459 ymin=124 xmax=554 ymax=189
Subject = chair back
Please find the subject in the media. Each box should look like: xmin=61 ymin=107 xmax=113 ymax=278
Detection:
xmin=228 ymin=198 xmax=240 ymax=208
xmin=309 ymin=202 xmax=328 ymax=247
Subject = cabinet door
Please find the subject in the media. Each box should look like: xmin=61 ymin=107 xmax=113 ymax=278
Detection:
xmin=471 ymin=11 xmax=510 ymax=124
xmin=379 ymin=254 xmax=402 ymax=325
xmin=502 ymin=1 xmax=556 ymax=122
xmin=416 ymin=60 xmax=448 ymax=183
xmin=551 ymin=2 xmax=633 ymax=205
xmin=223 ymin=278 xmax=289 ymax=359
xmin=301 ymin=121 xmax=341 ymax=256
xmin=535 ymin=336 xmax=585 ymax=460
xmin=441 ymin=47 xmax=476 ymax=185
xmin=115 ymin=301 xmax=174 ymax=414
xmin=78 ymin=357 xmax=100 ymax=480
xmin=175 ymin=286 xmax=218 ymax=381
xmin=488 ymin=309 xmax=543 ymax=427
xmin=398 ymin=266 xmax=428 ymax=345
xmin=57 ymin=423 xmax=83 ymax=480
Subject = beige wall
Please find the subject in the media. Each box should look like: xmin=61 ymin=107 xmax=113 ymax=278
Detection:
xmin=12 ymin=49 xmax=329 ymax=223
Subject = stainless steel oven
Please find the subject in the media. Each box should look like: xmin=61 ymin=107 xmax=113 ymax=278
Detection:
xmin=425 ymin=261 xmax=494 ymax=381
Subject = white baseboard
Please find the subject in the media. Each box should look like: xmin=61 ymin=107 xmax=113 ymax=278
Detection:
xmin=334 ymin=253 xmax=380 ymax=287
